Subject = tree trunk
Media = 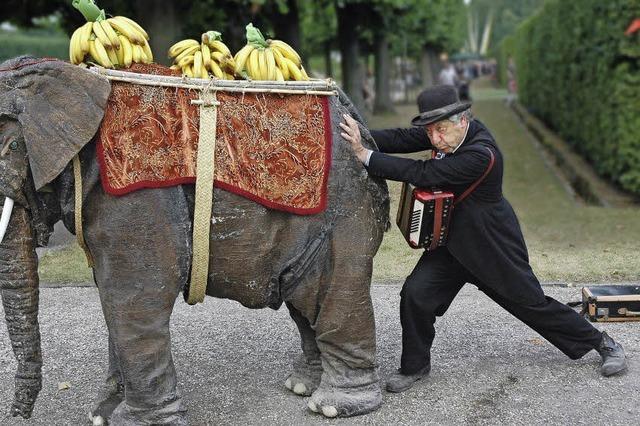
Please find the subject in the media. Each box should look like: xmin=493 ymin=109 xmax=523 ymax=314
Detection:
xmin=324 ymin=41 xmax=333 ymax=78
xmin=336 ymin=2 xmax=365 ymax=114
xmin=0 ymin=203 xmax=42 ymax=419
xmin=270 ymin=0 xmax=301 ymax=51
xmin=419 ymin=45 xmax=440 ymax=88
xmin=373 ymin=30 xmax=394 ymax=114
xmin=134 ymin=0 xmax=180 ymax=66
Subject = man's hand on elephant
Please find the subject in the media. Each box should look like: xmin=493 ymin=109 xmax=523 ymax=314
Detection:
xmin=340 ymin=114 xmax=371 ymax=164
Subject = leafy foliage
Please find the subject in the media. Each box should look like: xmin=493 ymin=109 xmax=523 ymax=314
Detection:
xmin=503 ymin=0 xmax=640 ymax=194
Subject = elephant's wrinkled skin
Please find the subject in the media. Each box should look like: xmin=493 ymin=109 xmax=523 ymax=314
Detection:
xmin=0 ymin=57 xmax=389 ymax=424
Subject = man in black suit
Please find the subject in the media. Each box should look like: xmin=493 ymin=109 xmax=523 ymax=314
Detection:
xmin=339 ymin=85 xmax=627 ymax=393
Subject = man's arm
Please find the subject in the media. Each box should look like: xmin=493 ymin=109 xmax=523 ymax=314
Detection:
xmin=367 ymin=148 xmax=492 ymax=188
xmin=370 ymin=127 xmax=434 ymax=154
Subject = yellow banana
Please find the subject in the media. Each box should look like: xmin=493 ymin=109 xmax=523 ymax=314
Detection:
xmin=272 ymin=48 xmax=290 ymax=80
xmin=233 ymin=44 xmax=255 ymax=75
xmin=79 ymin=21 xmax=93 ymax=55
xmin=92 ymin=20 xmax=113 ymax=49
xmin=108 ymin=17 xmax=145 ymax=45
xmin=247 ymin=48 xmax=260 ymax=79
xmin=200 ymin=62 xmax=210 ymax=79
xmin=265 ymin=47 xmax=277 ymax=80
xmin=275 ymin=67 xmax=284 ymax=82
xmin=116 ymin=16 xmax=149 ymax=40
xmin=183 ymin=64 xmax=194 ymax=78
xmin=141 ymin=39 xmax=153 ymax=63
xmin=106 ymin=46 xmax=119 ymax=67
xmin=257 ymin=49 xmax=268 ymax=80
xmin=131 ymin=43 xmax=142 ymax=63
xmin=114 ymin=41 xmax=125 ymax=65
xmin=283 ymin=57 xmax=302 ymax=81
xmin=170 ymin=64 xmax=180 ymax=71
xmin=208 ymin=40 xmax=231 ymax=56
xmin=177 ymin=53 xmax=195 ymax=68
xmin=300 ymin=65 xmax=309 ymax=80
xmin=118 ymin=35 xmax=133 ymax=67
xmin=69 ymin=26 xmax=83 ymax=64
xmin=193 ymin=51 xmax=203 ymax=76
xmin=223 ymin=72 xmax=234 ymax=80
xmin=174 ymin=45 xmax=200 ymax=64
xmin=201 ymin=43 xmax=211 ymax=68
xmin=270 ymin=39 xmax=301 ymax=67
xmin=211 ymin=51 xmax=225 ymax=62
xmin=168 ymin=39 xmax=199 ymax=58
xmin=208 ymin=59 xmax=224 ymax=79
xmin=90 ymin=39 xmax=113 ymax=68
xmin=99 ymin=19 xmax=121 ymax=50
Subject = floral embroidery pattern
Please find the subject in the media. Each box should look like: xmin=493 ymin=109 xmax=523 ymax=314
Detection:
xmin=97 ymin=64 xmax=331 ymax=214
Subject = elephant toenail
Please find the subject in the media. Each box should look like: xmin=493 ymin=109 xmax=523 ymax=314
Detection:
xmin=322 ymin=405 xmax=338 ymax=418
xmin=307 ymin=400 xmax=318 ymax=412
xmin=293 ymin=383 xmax=307 ymax=395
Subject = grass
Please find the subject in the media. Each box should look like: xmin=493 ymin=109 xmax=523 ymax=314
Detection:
xmin=0 ymin=30 xmax=68 ymax=63
xmin=38 ymin=80 xmax=640 ymax=285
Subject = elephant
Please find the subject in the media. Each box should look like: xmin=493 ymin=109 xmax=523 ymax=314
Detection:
xmin=0 ymin=56 xmax=389 ymax=424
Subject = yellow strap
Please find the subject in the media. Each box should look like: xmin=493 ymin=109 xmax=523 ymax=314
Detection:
xmin=187 ymin=91 xmax=219 ymax=304
xmin=73 ymin=155 xmax=95 ymax=268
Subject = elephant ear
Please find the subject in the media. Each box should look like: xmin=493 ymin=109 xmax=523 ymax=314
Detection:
xmin=0 ymin=56 xmax=111 ymax=190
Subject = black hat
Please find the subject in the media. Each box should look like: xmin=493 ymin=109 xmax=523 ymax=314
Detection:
xmin=411 ymin=85 xmax=471 ymax=126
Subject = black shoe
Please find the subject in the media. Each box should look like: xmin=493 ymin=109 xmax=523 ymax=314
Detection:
xmin=597 ymin=331 xmax=627 ymax=377
xmin=385 ymin=365 xmax=431 ymax=393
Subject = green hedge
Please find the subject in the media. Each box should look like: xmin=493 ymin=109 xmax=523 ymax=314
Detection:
xmin=0 ymin=31 xmax=69 ymax=63
xmin=501 ymin=0 xmax=640 ymax=195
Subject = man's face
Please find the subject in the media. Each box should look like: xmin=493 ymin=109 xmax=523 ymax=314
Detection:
xmin=425 ymin=116 xmax=468 ymax=153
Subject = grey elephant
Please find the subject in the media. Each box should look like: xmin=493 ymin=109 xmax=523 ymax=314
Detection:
xmin=0 ymin=57 xmax=389 ymax=424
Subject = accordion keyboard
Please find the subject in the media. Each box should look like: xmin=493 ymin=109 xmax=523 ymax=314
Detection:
xmin=409 ymin=200 xmax=425 ymax=247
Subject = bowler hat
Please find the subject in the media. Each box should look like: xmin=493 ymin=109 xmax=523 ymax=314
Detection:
xmin=411 ymin=85 xmax=471 ymax=126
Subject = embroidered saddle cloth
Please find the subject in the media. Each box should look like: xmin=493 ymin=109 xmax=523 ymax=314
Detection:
xmin=97 ymin=64 xmax=331 ymax=215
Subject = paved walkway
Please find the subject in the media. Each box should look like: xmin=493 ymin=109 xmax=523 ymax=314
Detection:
xmin=1 ymin=284 xmax=638 ymax=425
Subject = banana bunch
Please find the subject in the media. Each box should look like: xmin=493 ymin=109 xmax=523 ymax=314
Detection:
xmin=235 ymin=40 xmax=308 ymax=81
xmin=234 ymin=24 xmax=309 ymax=81
xmin=69 ymin=16 xmax=152 ymax=69
xmin=168 ymin=32 xmax=235 ymax=79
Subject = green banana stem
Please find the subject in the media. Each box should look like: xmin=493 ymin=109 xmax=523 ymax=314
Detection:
xmin=202 ymin=30 xmax=222 ymax=45
xmin=71 ymin=0 xmax=105 ymax=22
xmin=245 ymin=23 xmax=268 ymax=48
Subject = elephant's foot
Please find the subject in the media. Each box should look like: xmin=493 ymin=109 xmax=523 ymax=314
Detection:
xmin=307 ymin=381 xmax=382 ymax=418
xmin=90 ymin=376 xmax=124 ymax=425
xmin=284 ymin=355 xmax=323 ymax=396
xmin=109 ymin=396 xmax=187 ymax=425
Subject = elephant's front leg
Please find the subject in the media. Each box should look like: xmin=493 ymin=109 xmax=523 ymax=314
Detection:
xmin=95 ymin=269 xmax=187 ymax=426
xmin=90 ymin=334 xmax=124 ymax=425
xmin=85 ymin=187 xmax=191 ymax=425
xmin=284 ymin=302 xmax=323 ymax=396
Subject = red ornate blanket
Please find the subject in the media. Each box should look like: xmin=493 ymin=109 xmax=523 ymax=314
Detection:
xmin=96 ymin=64 xmax=332 ymax=215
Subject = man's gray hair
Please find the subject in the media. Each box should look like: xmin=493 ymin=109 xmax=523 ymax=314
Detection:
xmin=447 ymin=109 xmax=472 ymax=124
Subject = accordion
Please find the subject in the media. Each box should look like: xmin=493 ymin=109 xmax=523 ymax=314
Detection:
xmin=396 ymin=183 xmax=454 ymax=250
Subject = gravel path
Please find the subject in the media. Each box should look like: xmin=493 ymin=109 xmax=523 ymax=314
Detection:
xmin=1 ymin=284 xmax=638 ymax=425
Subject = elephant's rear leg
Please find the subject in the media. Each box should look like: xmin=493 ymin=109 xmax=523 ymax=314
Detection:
xmin=284 ymin=302 xmax=323 ymax=396
xmin=287 ymin=248 xmax=381 ymax=418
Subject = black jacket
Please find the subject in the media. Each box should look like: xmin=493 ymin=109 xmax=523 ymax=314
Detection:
xmin=368 ymin=119 xmax=545 ymax=305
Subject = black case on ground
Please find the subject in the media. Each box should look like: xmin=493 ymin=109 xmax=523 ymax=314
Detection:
xmin=582 ymin=285 xmax=640 ymax=322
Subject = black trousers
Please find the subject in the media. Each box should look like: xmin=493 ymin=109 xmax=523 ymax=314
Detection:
xmin=400 ymin=248 xmax=603 ymax=374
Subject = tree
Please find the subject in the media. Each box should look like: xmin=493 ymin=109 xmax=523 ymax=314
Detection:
xmin=399 ymin=0 xmax=467 ymax=87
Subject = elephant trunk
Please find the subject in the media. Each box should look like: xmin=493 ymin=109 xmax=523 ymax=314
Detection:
xmin=0 ymin=198 xmax=42 ymax=419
